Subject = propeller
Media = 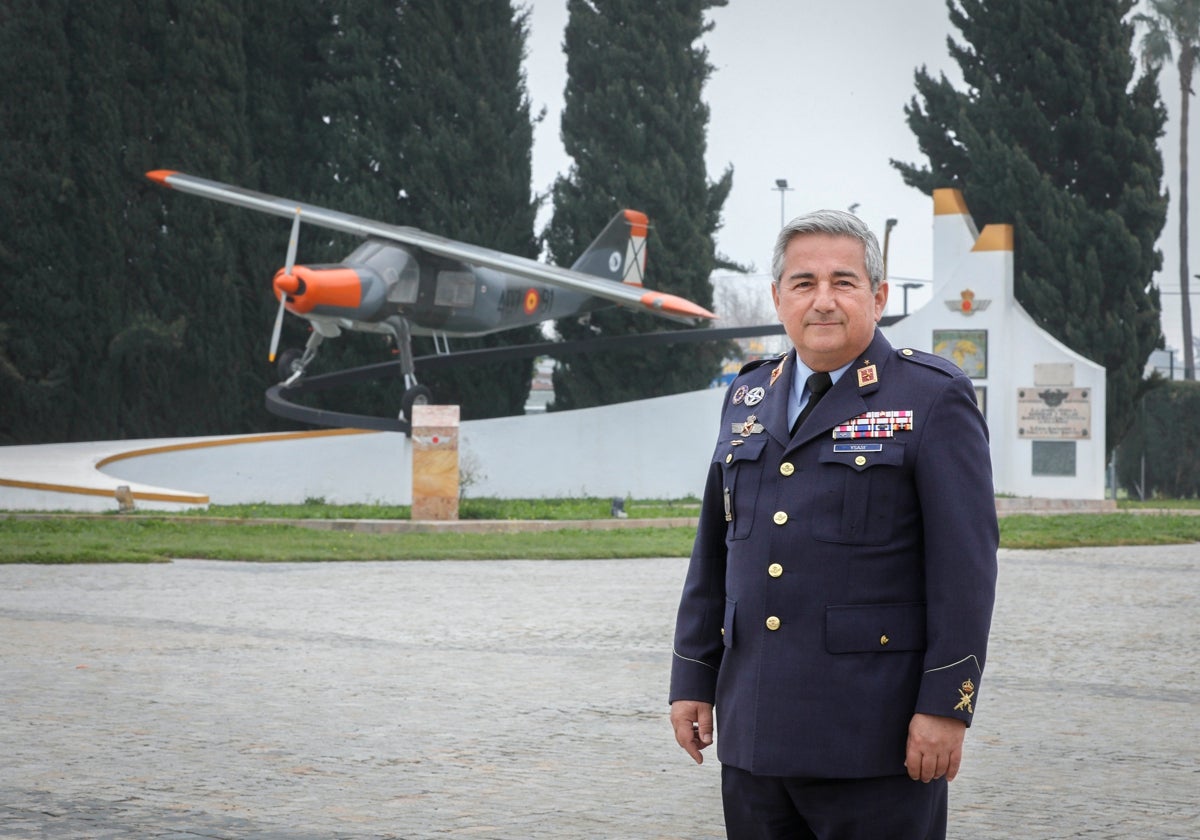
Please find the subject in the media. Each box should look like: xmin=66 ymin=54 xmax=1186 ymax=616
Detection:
xmin=269 ymin=207 xmax=302 ymax=363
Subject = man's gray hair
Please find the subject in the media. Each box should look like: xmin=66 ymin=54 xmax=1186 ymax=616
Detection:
xmin=771 ymin=210 xmax=885 ymax=291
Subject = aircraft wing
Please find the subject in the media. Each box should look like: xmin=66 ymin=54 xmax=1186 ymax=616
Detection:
xmin=146 ymin=170 xmax=715 ymax=322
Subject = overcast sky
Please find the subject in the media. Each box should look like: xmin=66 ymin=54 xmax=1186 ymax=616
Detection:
xmin=523 ymin=0 xmax=1194 ymax=356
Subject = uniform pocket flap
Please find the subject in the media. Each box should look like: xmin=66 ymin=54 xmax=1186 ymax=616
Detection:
xmin=818 ymin=441 xmax=904 ymax=472
xmin=716 ymin=437 xmax=768 ymax=465
xmin=825 ymin=602 xmax=926 ymax=653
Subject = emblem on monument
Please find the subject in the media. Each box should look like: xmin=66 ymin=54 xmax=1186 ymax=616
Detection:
xmin=945 ymin=288 xmax=991 ymax=316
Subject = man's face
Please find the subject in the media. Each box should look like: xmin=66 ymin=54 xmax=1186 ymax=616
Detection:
xmin=771 ymin=232 xmax=888 ymax=372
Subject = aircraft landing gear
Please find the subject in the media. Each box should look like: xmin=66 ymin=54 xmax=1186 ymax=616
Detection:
xmin=389 ymin=317 xmax=434 ymax=421
xmin=400 ymin=384 xmax=433 ymax=421
xmin=277 ymin=331 xmax=326 ymax=386
xmin=276 ymin=348 xmax=304 ymax=383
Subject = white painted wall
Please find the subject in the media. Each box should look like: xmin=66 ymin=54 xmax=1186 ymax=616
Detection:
xmin=63 ymin=387 xmax=726 ymax=509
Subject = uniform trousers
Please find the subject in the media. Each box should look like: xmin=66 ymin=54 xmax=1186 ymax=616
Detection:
xmin=721 ymin=764 xmax=948 ymax=840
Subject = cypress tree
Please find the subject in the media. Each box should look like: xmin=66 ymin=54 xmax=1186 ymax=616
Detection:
xmin=545 ymin=0 xmax=732 ymax=411
xmin=1 ymin=1 xmax=543 ymax=440
xmin=893 ymin=0 xmax=1168 ymax=454
xmin=120 ymin=0 xmax=262 ymax=436
xmin=0 ymin=2 xmax=79 ymax=444
xmin=64 ymin=4 xmax=136 ymax=439
xmin=265 ymin=1 xmax=542 ymax=421
xmin=389 ymin=0 xmax=542 ymax=419
xmin=240 ymin=1 xmax=344 ymax=394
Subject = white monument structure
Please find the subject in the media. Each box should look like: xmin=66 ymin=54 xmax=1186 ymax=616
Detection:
xmin=882 ymin=189 xmax=1108 ymax=501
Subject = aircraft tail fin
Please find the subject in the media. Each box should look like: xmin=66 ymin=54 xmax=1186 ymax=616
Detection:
xmin=569 ymin=210 xmax=649 ymax=287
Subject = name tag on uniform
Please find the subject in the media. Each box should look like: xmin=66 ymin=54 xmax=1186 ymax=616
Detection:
xmin=833 ymin=443 xmax=883 ymax=453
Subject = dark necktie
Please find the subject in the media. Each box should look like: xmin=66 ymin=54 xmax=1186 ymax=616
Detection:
xmin=791 ymin=371 xmax=833 ymax=435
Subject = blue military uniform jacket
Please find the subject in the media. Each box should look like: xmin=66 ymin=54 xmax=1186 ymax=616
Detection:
xmin=670 ymin=330 xmax=998 ymax=778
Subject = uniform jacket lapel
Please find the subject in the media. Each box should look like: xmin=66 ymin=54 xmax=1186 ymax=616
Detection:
xmin=761 ymin=351 xmax=794 ymax=448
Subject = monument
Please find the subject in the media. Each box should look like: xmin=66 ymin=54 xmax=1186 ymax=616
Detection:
xmin=883 ymin=190 xmax=1109 ymax=501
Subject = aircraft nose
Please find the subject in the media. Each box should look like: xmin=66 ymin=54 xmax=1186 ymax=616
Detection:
xmin=274 ymin=270 xmax=302 ymax=296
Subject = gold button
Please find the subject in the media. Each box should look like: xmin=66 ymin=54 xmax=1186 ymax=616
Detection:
xmin=725 ymin=453 xmax=733 ymax=464
xmin=902 ymin=348 xmax=914 ymax=356
xmin=773 ymin=511 xmax=788 ymax=525
xmin=766 ymin=616 xmax=781 ymax=631
xmin=768 ymin=563 xmax=783 ymax=578
xmin=721 ymin=627 xmax=726 ymax=636
xmin=880 ymin=634 xmax=890 ymax=646
xmin=779 ymin=462 xmax=795 ymax=476
xmin=855 ymin=455 xmax=867 ymax=466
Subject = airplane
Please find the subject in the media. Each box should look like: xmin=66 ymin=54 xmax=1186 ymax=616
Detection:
xmin=145 ymin=170 xmax=716 ymax=420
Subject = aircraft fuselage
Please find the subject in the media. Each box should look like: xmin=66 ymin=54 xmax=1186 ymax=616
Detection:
xmin=276 ymin=239 xmax=604 ymax=338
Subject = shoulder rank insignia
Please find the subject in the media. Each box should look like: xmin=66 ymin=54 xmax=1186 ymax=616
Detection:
xmin=833 ymin=410 xmax=914 ymax=439
xmin=954 ymin=678 xmax=975 ymax=714
xmin=732 ymin=385 xmax=748 ymax=405
xmin=731 ymin=414 xmax=765 ymax=437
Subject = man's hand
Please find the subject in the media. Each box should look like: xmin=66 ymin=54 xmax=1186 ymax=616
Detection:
xmin=670 ymin=700 xmax=714 ymax=764
xmin=905 ymin=713 xmax=966 ymax=782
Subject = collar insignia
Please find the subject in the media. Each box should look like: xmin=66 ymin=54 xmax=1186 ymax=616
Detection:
xmin=769 ymin=358 xmax=785 ymax=388
xmin=857 ymin=364 xmax=878 ymax=388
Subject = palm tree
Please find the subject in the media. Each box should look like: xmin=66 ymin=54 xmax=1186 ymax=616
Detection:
xmin=1136 ymin=0 xmax=1200 ymax=380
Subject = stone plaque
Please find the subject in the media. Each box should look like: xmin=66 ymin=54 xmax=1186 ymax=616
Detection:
xmin=1032 ymin=441 xmax=1077 ymax=476
xmin=1017 ymin=387 xmax=1090 ymax=439
xmin=1034 ymin=363 xmax=1074 ymax=386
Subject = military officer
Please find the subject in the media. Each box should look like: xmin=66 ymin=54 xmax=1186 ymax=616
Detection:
xmin=670 ymin=210 xmax=998 ymax=839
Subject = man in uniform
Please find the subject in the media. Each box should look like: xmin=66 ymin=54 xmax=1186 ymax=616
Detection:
xmin=669 ymin=210 xmax=998 ymax=839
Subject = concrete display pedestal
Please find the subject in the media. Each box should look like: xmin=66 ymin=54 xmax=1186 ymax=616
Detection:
xmin=411 ymin=405 xmax=460 ymax=521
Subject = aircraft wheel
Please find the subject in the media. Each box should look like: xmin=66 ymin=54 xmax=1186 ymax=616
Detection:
xmin=401 ymin=385 xmax=433 ymax=421
xmin=276 ymin=348 xmax=304 ymax=383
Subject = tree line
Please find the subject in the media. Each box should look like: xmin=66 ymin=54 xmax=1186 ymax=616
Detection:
xmin=0 ymin=0 xmax=730 ymax=445
xmin=0 ymin=0 xmax=1184 ymax=465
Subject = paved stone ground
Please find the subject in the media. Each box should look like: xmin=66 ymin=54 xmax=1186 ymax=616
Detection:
xmin=0 ymin=544 xmax=1196 ymax=839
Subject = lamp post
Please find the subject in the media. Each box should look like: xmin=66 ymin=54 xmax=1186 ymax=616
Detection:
xmin=882 ymin=217 xmax=898 ymax=283
xmin=773 ymin=179 xmax=793 ymax=227
xmin=900 ymin=282 xmax=923 ymax=315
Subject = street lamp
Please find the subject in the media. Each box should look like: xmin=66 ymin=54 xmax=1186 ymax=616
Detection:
xmin=900 ymin=282 xmax=923 ymax=315
xmin=883 ymin=217 xmax=898 ymax=282
xmin=773 ymin=179 xmax=793 ymax=227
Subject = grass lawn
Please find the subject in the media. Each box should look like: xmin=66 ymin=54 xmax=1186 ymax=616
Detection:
xmin=2 ymin=498 xmax=1197 ymax=563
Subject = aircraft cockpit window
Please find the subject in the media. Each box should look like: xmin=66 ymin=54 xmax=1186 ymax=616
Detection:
xmin=385 ymin=265 xmax=419 ymax=304
xmin=435 ymin=270 xmax=477 ymax=308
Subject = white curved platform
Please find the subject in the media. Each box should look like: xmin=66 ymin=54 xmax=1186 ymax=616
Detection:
xmin=0 ymin=389 xmax=725 ymax=512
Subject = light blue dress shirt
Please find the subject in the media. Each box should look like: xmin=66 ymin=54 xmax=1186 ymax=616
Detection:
xmin=786 ymin=356 xmax=853 ymax=430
